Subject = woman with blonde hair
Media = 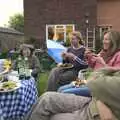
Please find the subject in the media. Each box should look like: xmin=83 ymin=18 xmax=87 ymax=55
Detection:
xmin=46 ymin=31 xmax=88 ymax=91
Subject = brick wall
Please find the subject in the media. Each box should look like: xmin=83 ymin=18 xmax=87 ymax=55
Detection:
xmin=97 ymin=0 xmax=120 ymax=32
xmin=24 ymin=0 xmax=97 ymax=49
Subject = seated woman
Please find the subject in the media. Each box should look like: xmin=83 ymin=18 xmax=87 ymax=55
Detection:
xmin=46 ymin=31 xmax=88 ymax=91
xmin=58 ymin=30 xmax=120 ymax=97
xmin=12 ymin=44 xmax=41 ymax=80
xmin=28 ymin=68 xmax=120 ymax=120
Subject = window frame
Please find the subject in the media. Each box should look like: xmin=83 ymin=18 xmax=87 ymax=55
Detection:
xmin=46 ymin=24 xmax=75 ymax=43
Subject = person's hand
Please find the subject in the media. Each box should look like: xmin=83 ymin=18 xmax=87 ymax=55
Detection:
xmin=71 ymin=81 xmax=76 ymax=86
xmin=61 ymin=52 xmax=76 ymax=61
xmin=97 ymin=100 xmax=115 ymax=120
xmin=84 ymin=49 xmax=97 ymax=58
xmin=66 ymin=53 xmax=76 ymax=60
xmin=61 ymin=52 xmax=67 ymax=59
xmin=81 ymin=79 xmax=87 ymax=84
xmin=85 ymin=48 xmax=92 ymax=55
xmin=96 ymin=56 xmax=106 ymax=65
xmin=57 ymin=63 xmax=63 ymax=67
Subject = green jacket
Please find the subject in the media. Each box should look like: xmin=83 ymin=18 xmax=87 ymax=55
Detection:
xmin=87 ymin=68 xmax=120 ymax=119
xmin=12 ymin=55 xmax=41 ymax=77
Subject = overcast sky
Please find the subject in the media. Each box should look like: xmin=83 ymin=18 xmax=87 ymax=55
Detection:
xmin=0 ymin=0 xmax=23 ymax=27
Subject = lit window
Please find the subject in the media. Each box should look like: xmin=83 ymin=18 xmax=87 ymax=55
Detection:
xmin=98 ymin=25 xmax=112 ymax=39
xmin=46 ymin=24 xmax=75 ymax=45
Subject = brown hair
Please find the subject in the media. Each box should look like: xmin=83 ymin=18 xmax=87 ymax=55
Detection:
xmin=106 ymin=30 xmax=120 ymax=54
xmin=100 ymin=30 xmax=120 ymax=62
xmin=19 ymin=44 xmax=35 ymax=56
xmin=70 ymin=31 xmax=84 ymax=45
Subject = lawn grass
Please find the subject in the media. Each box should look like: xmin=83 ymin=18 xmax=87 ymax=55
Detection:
xmin=37 ymin=71 xmax=50 ymax=96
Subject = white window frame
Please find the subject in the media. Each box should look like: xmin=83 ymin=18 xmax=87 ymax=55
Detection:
xmin=98 ymin=25 xmax=112 ymax=39
xmin=46 ymin=24 xmax=75 ymax=42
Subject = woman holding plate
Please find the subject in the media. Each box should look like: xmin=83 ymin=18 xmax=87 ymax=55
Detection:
xmin=46 ymin=31 xmax=88 ymax=91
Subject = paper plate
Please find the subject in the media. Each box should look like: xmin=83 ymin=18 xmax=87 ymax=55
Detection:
xmin=0 ymin=81 xmax=21 ymax=93
xmin=58 ymin=63 xmax=74 ymax=69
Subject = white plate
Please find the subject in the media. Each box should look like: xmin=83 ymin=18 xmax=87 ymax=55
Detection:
xmin=7 ymin=71 xmax=19 ymax=82
xmin=0 ymin=81 xmax=21 ymax=93
xmin=7 ymin=75 xmax=19 ymax=82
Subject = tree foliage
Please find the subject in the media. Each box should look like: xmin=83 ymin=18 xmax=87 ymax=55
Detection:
xmin=8 ymin=13 xmax=24 ymax=32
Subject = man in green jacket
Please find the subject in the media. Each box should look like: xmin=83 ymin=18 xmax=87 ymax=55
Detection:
xmin=29 ymin=67 xmax=120 ymax=120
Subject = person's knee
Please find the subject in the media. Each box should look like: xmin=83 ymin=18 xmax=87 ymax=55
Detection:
xmin=48 ymin=67 xmax=60 ymax=81
xmin=41 ymin=92 xmax=57 ymax=101
xmin=42 ymin=92 xmax=61 ymax=103
xmin=37 ymin=92 xmax=54 ymax=107
xmin=41 ymin=92 xmax=53 ymax=98
xmin=51 ymin=67 xmax=60 ymax=73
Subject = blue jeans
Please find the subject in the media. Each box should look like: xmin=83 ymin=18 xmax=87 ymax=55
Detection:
xmin=57 ymin=83 xmax=91 ymax=97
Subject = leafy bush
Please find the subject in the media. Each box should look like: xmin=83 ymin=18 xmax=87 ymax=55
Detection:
xmin=37 ymin=52 xmax=56 ymax=71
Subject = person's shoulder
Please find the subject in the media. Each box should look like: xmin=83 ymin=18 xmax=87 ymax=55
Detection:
xmin=112 ymin=51 xmax=120 ymax=60
xmin=80 ymin=46 xmax=86 ymax=50
xmin=67 ymin=47 xmax=72 ymax=52
xmin=114 ymin=51 xmax=120 ymax=56
xmin=116 ymin=50 xmax=120 ymax=54
xmin=77 ymin=46 xmax=86 ymax=52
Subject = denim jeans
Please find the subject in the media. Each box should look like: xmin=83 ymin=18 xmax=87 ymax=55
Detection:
xmin=58 ymin=83 xmax=91 ymax=97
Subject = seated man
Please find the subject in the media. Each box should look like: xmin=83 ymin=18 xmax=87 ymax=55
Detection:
xmin=28 ymin=67 xmax=120 ymax=120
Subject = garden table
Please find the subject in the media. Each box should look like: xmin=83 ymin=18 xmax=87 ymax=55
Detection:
xmin=0 ymin=77 xmax=38 ymax=120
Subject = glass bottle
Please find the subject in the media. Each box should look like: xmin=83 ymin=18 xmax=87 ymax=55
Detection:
xmin=18 ymin=55 xmax=25 ymax=80
xmin=78 ymin=70 xmax=85 ymax=80
xmin=24 ymin=57 xmax=31 ymax=79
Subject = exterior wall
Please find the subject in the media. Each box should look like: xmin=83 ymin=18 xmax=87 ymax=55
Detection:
xmin=24 ymin=0 xmax=97 ymax=49
xmin=97 ymin=0 xmax=120 ymax=32
xmin=0 ymin=32 xmax=24 ymax=51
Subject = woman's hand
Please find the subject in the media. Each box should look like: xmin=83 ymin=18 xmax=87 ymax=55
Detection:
xmin=85 ymin=49 xmax=106 ymax=65
xmin=57 ymin=63 xmax=63 ymax=67
xmin=61 ymin=52 xmax=76 ymax=61
xmin=61 ymin=52 xmax=67 ymax=59
xmin=97 ymin=100 xmax=115 ymax=120
xmin=96 ymin=56 xmax=106 ymax=66
xmin=64 ymin=53 xmax=76 ymax=61
xmin=66 ymin=53 xmax=76 ymax=60
xmin=84 ymin=49 xmax=97 ymax=58
xmin=85 ymin=48 xmax=92 ymax=55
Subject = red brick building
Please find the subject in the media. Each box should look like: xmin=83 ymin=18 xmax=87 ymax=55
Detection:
xmin=97 ymin=0 xmax=120 ymax=31
xmin=24 ymin=0 xmax=120 ymax=50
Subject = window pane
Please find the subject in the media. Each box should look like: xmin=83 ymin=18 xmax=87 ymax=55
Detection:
xmin=48 ymin=26 xmax=55 ymax=40
xmin=46 ymin=24 xmax=75 ymax=45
